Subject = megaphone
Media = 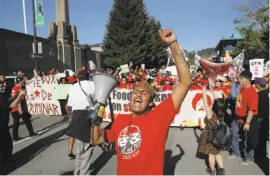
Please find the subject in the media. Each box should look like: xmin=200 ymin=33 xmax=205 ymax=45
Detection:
xmin=88 ymin=73 xmax=119 ymax=125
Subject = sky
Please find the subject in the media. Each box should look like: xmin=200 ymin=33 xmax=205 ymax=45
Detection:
xmin=0 ymin=0 xmax=253 ymax=51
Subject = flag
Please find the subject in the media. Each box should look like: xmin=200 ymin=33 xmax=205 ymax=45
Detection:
xmin=35 ymin=0 xmax=44 ymax=26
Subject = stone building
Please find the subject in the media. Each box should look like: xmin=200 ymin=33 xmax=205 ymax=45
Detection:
xmin=0 ymin=0 xmax=104 ymax=76
xmin=0 ymin=28 xmax=58 ymax=76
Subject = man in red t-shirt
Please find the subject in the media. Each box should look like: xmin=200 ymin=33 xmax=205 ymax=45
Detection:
xmin=11 ymin=77 xmax=36 ymax=141
xmin=92 ymin=29 xmax=191 ymax=175
xmin=227 ymin=70 xmax=260 ymax=165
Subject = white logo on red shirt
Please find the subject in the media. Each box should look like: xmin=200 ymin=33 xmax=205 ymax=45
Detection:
xmin=118 ymin=125 xmax=141 ymax=159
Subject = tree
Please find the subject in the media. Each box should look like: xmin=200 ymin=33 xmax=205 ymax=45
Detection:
xmin=145 ymin=17 xmax=168 ymax=68
xmin=232 ymin=0 xmax=269 ymax=63
xmin=102 ymin=0 xmax=151 ymax=68
xmin=102 ymin=0 xmax=168 ymax=68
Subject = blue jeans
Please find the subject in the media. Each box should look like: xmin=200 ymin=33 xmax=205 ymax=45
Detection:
xmin=231 ymin=120 xmax=255 ymax=162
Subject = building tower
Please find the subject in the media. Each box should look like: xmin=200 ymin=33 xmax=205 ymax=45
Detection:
xmin=48 ymin=0 xmax=81 ymax=72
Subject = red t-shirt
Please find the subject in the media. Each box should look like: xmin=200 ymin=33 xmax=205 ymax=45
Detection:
xmin=235 ymin=86 xmax=258 ymax=117
xmin=67 ymin=76 xmax=75 ymax=84
xmin=119 ymin=83 xmax=127 ymax=89
xmin=161 ymin=85 xmax=173 ymax=91
xmin=11 ymin=84 xmax=23 ymax=112
xmin=222 ymin=83 xmax=231 ymax=96
xmin=104 ymin=95 xmax=177 ymax=175
xmin=126 ymin=83 xmax=135 ymax=90
xmin=190 ymin=85 xmax=202 ymax=91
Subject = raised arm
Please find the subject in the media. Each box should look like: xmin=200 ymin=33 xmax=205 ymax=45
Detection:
xmin=210 ymin=88 xmax=217 ymax=100
xmin=159 ymin=29 xmax=192 ymax=110
xmin=10 ymin=90 xmax=25 ymax=108
xmin=202 ymin=86 xmax=213 ymax=119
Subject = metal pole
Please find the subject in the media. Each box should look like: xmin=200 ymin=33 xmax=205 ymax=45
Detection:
xmin=22 ymin=0 xmax=28 ymax=34
xmin=32 ymin=0 xmax=39 ymax=72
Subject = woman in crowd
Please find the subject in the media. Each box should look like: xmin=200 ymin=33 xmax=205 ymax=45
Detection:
xmin=199 ymin=85 xmax=226 ymax=175
xmin=212 ymin=79 xmax=227 ymax=99
xmin=119 ymin=76 xmax=128 ymax=89
xmin=161 ymin=77 xmax=173 ymax=91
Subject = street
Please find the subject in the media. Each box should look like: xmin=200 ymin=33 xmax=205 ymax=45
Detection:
xmin=0 ymin=115 xmax=268 ymax=175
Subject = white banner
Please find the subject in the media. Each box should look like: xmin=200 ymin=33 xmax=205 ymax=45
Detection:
xmin=25 ymin=76 xmax=61 ymax=115
xmin=102 ymin=89 xmax=214 ymax=127
xmin=249 ymin=59 xmax=264 ymax=80
xmin=232 ymin=52 xmax=245 ymax=75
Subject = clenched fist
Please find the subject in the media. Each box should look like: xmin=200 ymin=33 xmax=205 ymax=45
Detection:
xmin=159 ymin=29 xmax=177 ymax=45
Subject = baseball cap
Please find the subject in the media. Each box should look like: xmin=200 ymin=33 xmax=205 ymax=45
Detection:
xmin=15 ymin=76 xmax=23 ymax=83
xmin=196 ymin=78 xmax=203 ymax=83
xmin=78 ymin=70 xmax=89 ymax=78
xmin=239 ymin=70 xmax=252 ymax=80
xmin=255 ymin=77 xmax=267 ymax=87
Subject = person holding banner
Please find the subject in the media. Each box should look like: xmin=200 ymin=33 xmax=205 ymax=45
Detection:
xmin=92 ymin=29 xmax=192 ymax=175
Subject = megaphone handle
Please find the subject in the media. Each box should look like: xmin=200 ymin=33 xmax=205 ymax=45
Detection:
xmin=90 ymin=124 xmax=108 ymax=147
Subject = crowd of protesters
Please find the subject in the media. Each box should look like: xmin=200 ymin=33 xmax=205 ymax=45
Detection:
xmin=0 ymin=57 xmax=269 ymax=175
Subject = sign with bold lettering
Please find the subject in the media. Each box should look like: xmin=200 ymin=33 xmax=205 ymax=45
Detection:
xmin=102 ymin=89 xmax=214 ymax=127
xmin=25 ymin=76 xmax=61 ymax=115
xmin=249 ymin=59 xmax=264 ymax=80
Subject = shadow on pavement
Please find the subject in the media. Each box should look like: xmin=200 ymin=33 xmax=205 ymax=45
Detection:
xmin=90 ymin=147 xmax=115 ymax=175
xmin=193 ymin=128 xmax=208 ymax=167
xmin=163 ymin=144 xmax=185 ymax=175
xmin=53 ymin=138 xmax=69 ymax=144
xmin=60 ymin=170 xmax=74 ymax=175
xmin=8 ymin=116 xmax=40 ymax=129
xmin=0 ymin=128 xmax=67 ymax=175
xmin=255 ymin=156 xmax=269 ymax=175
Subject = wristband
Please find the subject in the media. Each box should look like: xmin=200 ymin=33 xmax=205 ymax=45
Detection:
xmin=245 ymin=121 xmax=250 ymax=124
xmin=168 ymin=40 xmax=177 ymax=47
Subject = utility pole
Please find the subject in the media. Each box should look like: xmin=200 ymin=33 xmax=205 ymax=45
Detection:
xmin=22 ymin=0 xmax=27 ymax=34
xmin=32 ymin=0 xmax=39 ymax=72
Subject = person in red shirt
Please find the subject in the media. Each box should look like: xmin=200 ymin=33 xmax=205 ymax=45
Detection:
xmin=92 ymin=29 xmax=191 ymax=175
xmin=190 ymin=77 xmax=203 ymax=90
xmin=139 ymin=68 xmax=147 ymax=82
xmin=227 ymin=70 xmax=260 ymax=165
xmin=49 ymin=68 xmax=55 ymax=76
xmin=161 ymin=77 xmax=173 ymax=91
xmin=194 ymin=68 xmax=203 ymax=82
xmin=126 ymin=75 xmax=135 ymax=89
xmin=222 ymin=76 xmax=231 ymax=97
xmin=11 ymin=77 xmax=36 ymax=142
xmin=119 ymin=77 xmax=128 ymax=89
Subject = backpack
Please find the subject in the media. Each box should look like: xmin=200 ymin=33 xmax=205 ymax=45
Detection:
xmin=208 ymin=122 xmax=232 ymax=151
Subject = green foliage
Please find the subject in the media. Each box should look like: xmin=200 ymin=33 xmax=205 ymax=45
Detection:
xmin=102 ymin=0 xmax=167 ymax=68
xmin=145 ymin=17 xmax=168 ymax=68
xmin=232 ymin=0 xmax=269 ymax=61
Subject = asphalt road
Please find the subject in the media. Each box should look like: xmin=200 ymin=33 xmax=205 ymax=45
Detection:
xmin=0 ymin=115 xmax=268 ymax=175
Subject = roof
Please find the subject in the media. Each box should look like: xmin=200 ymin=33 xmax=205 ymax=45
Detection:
xmin=89 ymin=43 xmax=102 ymax=47
xmin=215 ymin=38 xmax=243 ymax=50
xmin=0 ymin=28 xmax=55 ymax=44
xmin=91 ymin=46 xmax=103 ymax=52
